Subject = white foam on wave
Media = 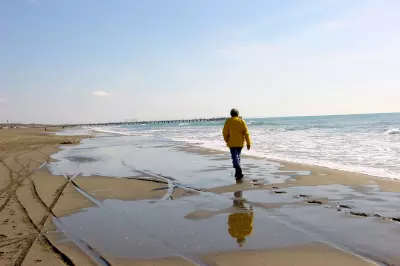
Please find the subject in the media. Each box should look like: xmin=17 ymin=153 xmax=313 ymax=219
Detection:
xmin=251 ymin=150 xmax=400 ymax=180
xmin=385 ymin=128 xmax=400 ymax=135
xmin=176 ymin=139 xmax=400 ymax=180
xmin=165 ymin=127 xmax=400 ymax=180
xmin=90 ymin=127 xmax=132 ymax=136
xmin=90 ymin=127 xmax=168 ymax=137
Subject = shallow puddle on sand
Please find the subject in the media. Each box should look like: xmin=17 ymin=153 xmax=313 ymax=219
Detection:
xmin=57 ymin=182 xmax=400 ymax=263
xmin=57 ymin=193 xmax=314 ymax=260
xmin=278 ymin=205 xmax=400 ymax=263
xmin=226 ymin=184 xmax=400 ymax=263
xmin=46 ymin=178 xmax=400 ymax=266
xmin=233 ymin=183 xmax=400 ymax=215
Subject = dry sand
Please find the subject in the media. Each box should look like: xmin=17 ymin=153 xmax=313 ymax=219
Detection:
xmin=0 ymin=128 xmax=392 ymax=265
xmin=0 ymin=128 xmax=92 ymax=265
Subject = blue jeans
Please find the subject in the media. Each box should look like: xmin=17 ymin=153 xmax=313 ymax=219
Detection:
xmin=230 ymin=147 xmax=243 ymax=169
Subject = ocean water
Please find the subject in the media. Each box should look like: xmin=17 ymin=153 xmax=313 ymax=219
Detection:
xmin=90 ymin=113 xmax=400 ymax=180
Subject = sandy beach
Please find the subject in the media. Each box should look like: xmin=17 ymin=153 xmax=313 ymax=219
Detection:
xmin=1 ymin=128 xmax=399 ymax=265
xmin=4 ymin=0 xmax=400 ymax=264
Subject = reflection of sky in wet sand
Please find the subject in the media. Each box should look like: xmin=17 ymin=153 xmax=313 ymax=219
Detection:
xmin=237 ymin=184 xmax=400 ymax=217
xmin=56 ymin=185 xmax=400 ymax=262
xmin=57 ymin=195 xmax=312 ymax=259
xmin=278 ymin=205 xmax=400 ymax=262
xmin=49 ymin=134 xmax=400 ymax=263
xmin=233 ymin=185 xmax=400 ymax=262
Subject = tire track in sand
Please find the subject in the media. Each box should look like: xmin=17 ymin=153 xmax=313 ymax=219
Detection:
xmin=0 ymin=148 xmax=77 ymax=266
xmin=13 ymin=176 xmax=72 ymax=266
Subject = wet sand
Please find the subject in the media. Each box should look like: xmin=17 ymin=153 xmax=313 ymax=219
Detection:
xmin=0 ymin=128 xmax=195 ymax=265
xmin=73 ymin=175 xmax=198 ymax=202
xmin=201 ymin=242 xmax=376 ymax=266
xmin=112 ymin=243 xmax=375 ymax=266
xmin=1 ymin=128 xmax=400 ymax=265
xmin=280 ymin=160 xmax=400 ymax=193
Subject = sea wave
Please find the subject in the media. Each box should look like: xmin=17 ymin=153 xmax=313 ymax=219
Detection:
xmin=246 ymin=121 xmax=342 ymax=131
xmin=90 ymin=127 xmax=132 ymax=136
xmin=384 ymin=128 xmax=400 ymax=135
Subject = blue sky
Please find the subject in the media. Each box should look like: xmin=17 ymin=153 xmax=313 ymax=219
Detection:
xmin=1 ymin=0 xmax=399 ymax=123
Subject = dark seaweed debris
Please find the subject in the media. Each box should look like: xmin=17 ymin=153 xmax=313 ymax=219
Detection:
xmin=350 ymin=211 xmax=369 ymax=217
xmin=338 ymin=204 xmax=352 ymax=209
xmin=306 ymin=200 xmax=323 ymax=205
xmin=273 ymin=191 xmax=287 ymax=194
xmin=294 ymin=194 xmax=311 ymax=199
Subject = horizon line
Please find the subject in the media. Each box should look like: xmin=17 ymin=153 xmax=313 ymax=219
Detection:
xmin=1 ymin=111 xmax=399 ymax=126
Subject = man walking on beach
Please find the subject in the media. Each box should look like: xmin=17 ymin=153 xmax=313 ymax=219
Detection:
xmin=223 ymin=109 xmax=251 ymax=180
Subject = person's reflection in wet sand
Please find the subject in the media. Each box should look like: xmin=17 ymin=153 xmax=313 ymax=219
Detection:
xmin=228 ymin=181 xmax=254 ymax=247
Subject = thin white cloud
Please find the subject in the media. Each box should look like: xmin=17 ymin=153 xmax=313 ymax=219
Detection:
xmin=0 ymin=98 xmax=8 ymax=103
xmin=92 ymin=91 xmax=110 ymax=97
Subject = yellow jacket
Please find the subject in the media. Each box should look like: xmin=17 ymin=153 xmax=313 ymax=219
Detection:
xmin=222 ymin=117 xmax=251 ymax=148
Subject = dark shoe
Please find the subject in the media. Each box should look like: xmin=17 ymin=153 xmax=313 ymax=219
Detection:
xmin=236 ymin=175 xmax=244 ymax=181
xmin=235 ymin=167 xmax=244 ymax=180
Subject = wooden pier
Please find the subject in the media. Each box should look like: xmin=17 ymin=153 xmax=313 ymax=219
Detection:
xmin=62 ymin=117 xmax=227 ymax=128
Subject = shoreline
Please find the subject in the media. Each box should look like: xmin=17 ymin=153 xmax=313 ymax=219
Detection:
xmin=90 ymin=123 xmax=400 ymax=181
xmin=91 ymin=121 xmax=400 ymax=181
xmin=1 ymin=127 xmax=399 ymax=265
xmin=176 ymin=143 xmax=400 ymax=192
